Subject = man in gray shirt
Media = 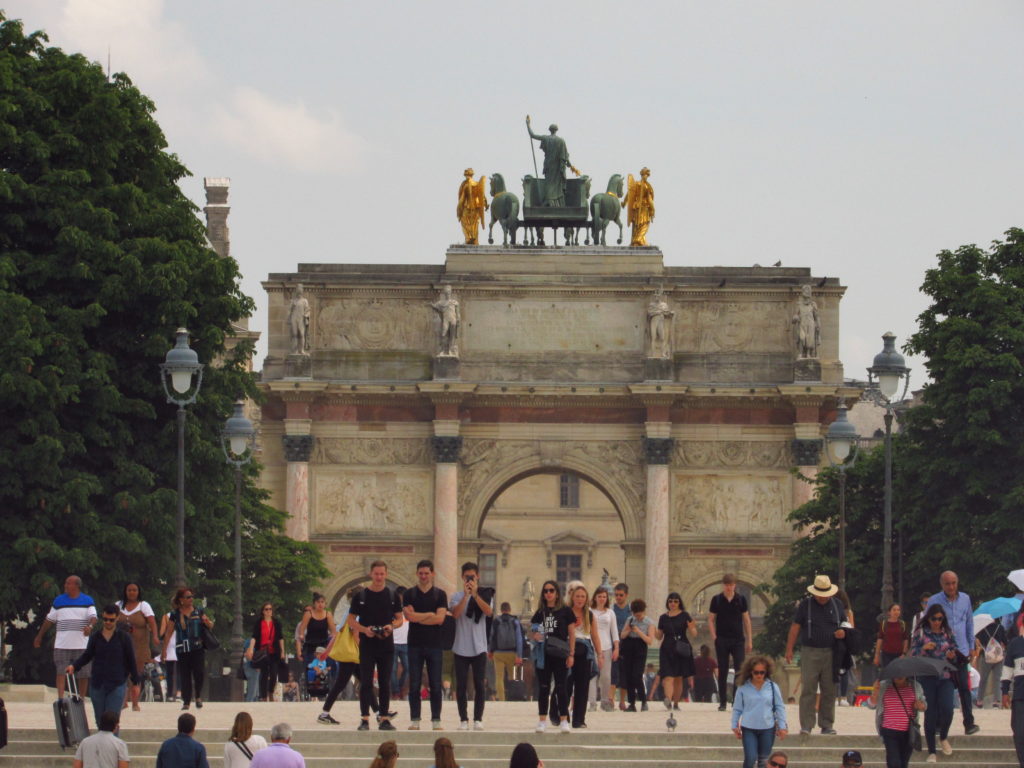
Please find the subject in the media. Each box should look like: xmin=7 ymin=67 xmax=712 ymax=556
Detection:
xmin=74 ymin=711 xmax=129 ymax=768
xmin=449 ymin=561 xmax=493 ymax=730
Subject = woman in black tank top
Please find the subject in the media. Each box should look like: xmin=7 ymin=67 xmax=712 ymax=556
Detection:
xmin=299 ymin=593 xmax=336 ymax=662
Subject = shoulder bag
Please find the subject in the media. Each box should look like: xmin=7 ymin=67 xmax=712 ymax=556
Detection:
xmin=545 ymin=635 xmax=571 ymax=659
xmin=233 ymin=739 xmax=254 ymax=760
xmin=895 ymin=684 xmax=923 ymax=751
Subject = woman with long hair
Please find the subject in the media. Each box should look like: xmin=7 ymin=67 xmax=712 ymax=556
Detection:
xmin=223 ymin=711 xmax=267 ymax=768
xmin=653 ymin=591 xmax=696 ymax=709
xmin=158 ymin=593 xmax=179 ymax=701
xmin=116 ymin=582 xmax=158 ymax=711
xmin=245 ymin=602 xmax=285 ymax=702
xmin=160 ymin=586 xmax=214 ymax=710
xmin=368 ymin=740 xmax=399 ymax=768
xmin=567 ymin=584 xmax=602 ymax=728
xmin=530 ymin=579 xmax=575 ymax=733
xmin=298 ymin=592 xmax=336 ymax=664
xmin=589 ymin=585 xmax=618 ymax=712
xmin=509 ymin=742 xmax=544 ymax=768
xmin=429 ymin=737 xmax=459 ymax=768
xmin=911 ymin=604 xmax=957 ymax=762
xmin=731 ymin=655 xmax=788 ymax=768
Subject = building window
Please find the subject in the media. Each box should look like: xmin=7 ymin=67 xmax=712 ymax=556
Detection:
xmin=556 ymin=554 xmax=582 ymax=587
xmin=559 ymin=473 xmax=580 ymax=508
xmin=479 ymin=553 xmax=497 ymax=588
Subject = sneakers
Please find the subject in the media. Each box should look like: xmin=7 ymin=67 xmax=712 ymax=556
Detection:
xmin=559 ymin=720 xmax=571 ymax=734
xmin=641 ymin=702 xmax=649 ymax=712
xmin=600 ymin=700 xmax=614 ymax=712
xmin=821 ymin=727 xmax=837 ymax=735
xmin=473 ymin=721 xmax=484 ymax=731
xmin=357 ymin=720 xmax=369 ymax=731
xmin=458 ymin=721 xmax=469 ymax=731
xmin=940 ymin=739 xmax=953 ymax=755
xmin=432 ymin=720 xmax=443 ymax=731
xmin=926 ymin=754 xmax=937 ymax=763
xmin=379 ymin=720 xmax=396 ymax=731
xmin=799 ymin=729 xmax=811 ymax=736
xmin=625 ymin=703 xmax=637 ymax=712
xmin=317 ymin=712 xmax=340 ymax=725
xmin=965 ymin=724 xmax=980 ymax=735
xmin=717 ymin=703 xmax=727 ymax=712
xmin=535 ymin=720 xmax=547 ymax=733
xmin=588 ymin=702 xmax=597 ymax=712
xmin=408 ymin=721 xmax=420 ymax=731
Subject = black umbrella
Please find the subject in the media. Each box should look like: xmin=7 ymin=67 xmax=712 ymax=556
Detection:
xmin=879 ymin=656 xmax=956 ymax=680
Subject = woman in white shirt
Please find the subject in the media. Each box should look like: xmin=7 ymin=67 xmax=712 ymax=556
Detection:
xmin=223 ymin=711 xmax=267 ymax=768
xmin=588 ymin=585 xmax=618 ymax=712
xmin=158 ymin=605 xmax=178 ymax=701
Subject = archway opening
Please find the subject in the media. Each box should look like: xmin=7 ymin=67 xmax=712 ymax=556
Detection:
xmin=475 ymin=468 xmax=627 ymax=616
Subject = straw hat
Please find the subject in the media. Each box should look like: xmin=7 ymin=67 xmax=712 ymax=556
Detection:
xmin=807 ymin=574 xmax=839 ymax=598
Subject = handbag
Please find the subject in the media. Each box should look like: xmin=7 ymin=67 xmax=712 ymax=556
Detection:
xmin=895 ymin=684 xmax=923 ymax=751
xmin=545 ymin=635 xmax=571 ymax=659
xmin=329 ymin=625 xmax=359 ymax=663
xmin=250 ymin=649 xmax=270 ymax=669
xmin=673 ymin=637 xmax=693 ymax=658
xmin=200 ymin=623 xmax=220 ymax=651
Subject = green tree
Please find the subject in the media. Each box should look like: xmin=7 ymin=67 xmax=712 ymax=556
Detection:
xmin=0 ymin=14 xmax=325 ymax=680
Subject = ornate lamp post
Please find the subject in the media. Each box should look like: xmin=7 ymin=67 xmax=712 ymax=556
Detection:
xmin=160 ymin=328 xmax=204 ymax=587
xmin=222 ymin=401 xmax=255 ymax=702
xmin=862 ymin=332 xmax=910 ymax=612
xmin=825 ymin=403 xmax=860 ymax=593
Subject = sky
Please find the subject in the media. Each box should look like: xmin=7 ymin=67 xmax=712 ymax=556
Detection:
xmin=6 ymin=1 xmax=1024 ymax=382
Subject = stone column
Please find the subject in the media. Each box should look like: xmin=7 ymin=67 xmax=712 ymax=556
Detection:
xmin=282 ymin=433 xmax=313 ymax=541
xmin=644 ymin=436 xmax=673 ymax=617
xmin=432 ymin=435 xmax=462 ymax=595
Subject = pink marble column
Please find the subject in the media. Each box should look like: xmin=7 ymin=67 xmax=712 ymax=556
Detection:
xmin=285 ymin=462 xmax=309 ymax=541
xmin=792 ymin=465 xmax=819 ymax=509
xmin=282 ymin=434 xmax=313 ymax=541
xmin=432 ymin=436 xmax=461 ymax=595
xmin=644 ymin=437 xmax=673 ymax=617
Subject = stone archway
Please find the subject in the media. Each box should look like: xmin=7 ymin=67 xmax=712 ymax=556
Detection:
xmin=458 ymin=438 xmax=646 ymax=541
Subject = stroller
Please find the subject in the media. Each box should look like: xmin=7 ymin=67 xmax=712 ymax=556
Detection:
xmin=140 ymin=660 xmax=165 ymax=702
xmin=303 ymin=649 xmax=331 ymax=701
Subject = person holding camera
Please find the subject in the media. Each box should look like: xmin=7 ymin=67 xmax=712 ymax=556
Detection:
xmin=450 ymin=562 xmax=494 ymax=731
xmin=348 ymin=560 xmax=404 ymax=731
xmin=619 ymin=599 xmax=654 ymax=711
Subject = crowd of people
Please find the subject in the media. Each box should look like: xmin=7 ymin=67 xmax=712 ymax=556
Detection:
xmin=34 ymin=564 xmax=1024 ymax=768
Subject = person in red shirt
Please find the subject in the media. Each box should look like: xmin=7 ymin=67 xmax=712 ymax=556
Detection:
xmin=874 ymin=603 xmax=910 ymax=670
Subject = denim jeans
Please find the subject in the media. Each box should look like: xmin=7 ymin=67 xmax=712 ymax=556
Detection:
xmin=740 ymin=726 xmax=775 ymax=768
xmin=243 ymin=660 xmax=261 ymax=702
xmin=919 ymin=676 xmax=955 ymax=753
xmin=88 ymin=683 xmax=126 ymax=728
xmin=406 ymin=644 xmax=443 ymax=721
xmin=391 ymin=643 xmax=409 ymax=695
xmin=880 ymin=726 xmax=913 ymax=768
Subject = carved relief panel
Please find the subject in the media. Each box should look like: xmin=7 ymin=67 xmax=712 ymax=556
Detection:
xmin=672 ymin=474 xmax=791 ymax=535
xmin=311 ymin=437 xmax=432 ymax=466
xmin=314 ymin=299 xmax=434 ymax=351
xmin=312 ymin=468 xmax=432 ymax=535
xmin=673 ymin=301 xmax=792 ymax=354
xmin=674 ymin=440 xmax=791 ymax=469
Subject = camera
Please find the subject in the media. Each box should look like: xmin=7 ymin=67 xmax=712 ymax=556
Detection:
xmin=368 ymin=625 xmax=390 ymax=637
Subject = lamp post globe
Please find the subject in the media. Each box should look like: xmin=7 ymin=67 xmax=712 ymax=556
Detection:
xmin=159 ymin=328 xmax=204 ymax=588
xmin=221 ymin=401 xmax=254 ymax=702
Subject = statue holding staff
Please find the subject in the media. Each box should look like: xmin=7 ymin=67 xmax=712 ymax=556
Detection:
xmin=526 ymin=115 xmax=580 ymax=207
xmin=623 ymin=167 xmax=655 ymax=246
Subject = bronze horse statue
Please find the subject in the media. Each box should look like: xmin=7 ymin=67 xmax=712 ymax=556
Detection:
xmin=488 ymin=173 xmax=520 ymax=246
xmin=588 ymin=174 xmax=624 ymax=245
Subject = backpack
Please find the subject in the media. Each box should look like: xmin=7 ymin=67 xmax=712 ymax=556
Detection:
xmin=984 ymin=634 xmax=1005 ymax=664
xmin=493 ymin=615 xmax=520 ymax=651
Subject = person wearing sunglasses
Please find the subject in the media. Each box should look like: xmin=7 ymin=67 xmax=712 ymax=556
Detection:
xmin=731 ymin=655 xmax=787 ymax=768
xmin=910 ymin=606 xmax=957 ymax=762
xmin=530 ymin=579 xmax=575 ymax=733
xmin=246 ymin=603 xmax=285 ymax=702
xmin=66 ymin=605 xmax=140 ymax=727
xmin=161 ymin=587 xmax=214 ymax=711
xmin=765 ymin=753 xmax=788 ymax=768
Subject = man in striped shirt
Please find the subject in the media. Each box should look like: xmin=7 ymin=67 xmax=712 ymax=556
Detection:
xmin=34 ymin=575 xmax=97 ymax=696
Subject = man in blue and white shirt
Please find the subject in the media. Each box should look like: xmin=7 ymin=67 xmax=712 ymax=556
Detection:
xmin=34 ymin=574 xmax=97 ymax=697
xmin=926 ymin=570 xmax=979 ymax=735
xmin=449 ymin=561 xmax=493 ymax=731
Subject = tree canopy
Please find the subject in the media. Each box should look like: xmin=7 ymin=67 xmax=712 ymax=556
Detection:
xmin=760 ymin=228 xmax=1024 ymax=655
xmin=0 ymin=14 xmax=325 ymax=680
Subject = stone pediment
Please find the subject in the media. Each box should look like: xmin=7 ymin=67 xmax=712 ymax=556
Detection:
xmin=543 ymin=530 xmax=597 ymax=567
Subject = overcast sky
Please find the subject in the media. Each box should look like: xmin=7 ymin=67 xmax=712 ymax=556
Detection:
xmin=8 ymin=1 xmax=1024 ymax=383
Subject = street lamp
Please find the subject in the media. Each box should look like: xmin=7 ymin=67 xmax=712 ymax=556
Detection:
xmin=160 ymin=328 xmax=204 ymax=587
xmin=825 ymin=402 xmax=861 ymax=593
xmin=863 ymin=332 xmax=910 ymax=613
xmin=222 ymin=401 xmax=255 ymax=702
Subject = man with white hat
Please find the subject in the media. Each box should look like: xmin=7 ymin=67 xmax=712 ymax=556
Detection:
xmin=784 ymin=575 xmax=847 ymax=735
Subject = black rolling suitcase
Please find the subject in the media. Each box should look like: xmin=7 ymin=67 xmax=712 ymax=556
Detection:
xmin=53 ymin=673 xmax=89 ymax=749
xmin=0 ymin=696 xmax=7 ymax=749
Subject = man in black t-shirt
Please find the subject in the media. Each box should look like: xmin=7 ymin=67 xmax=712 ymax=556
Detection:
xmin=348 ymin=560 xmax=404 ymax=731
xmin=402 ymin=559 xmax=448 ymax=730
xmin=708 ymin=573 xmax=752 ymax=710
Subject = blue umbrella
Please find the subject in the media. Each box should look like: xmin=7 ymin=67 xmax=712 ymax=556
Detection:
xmin=974 ymin=597 xmax=1022 ymax=618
